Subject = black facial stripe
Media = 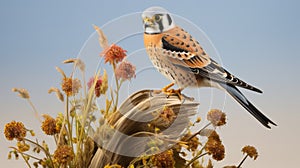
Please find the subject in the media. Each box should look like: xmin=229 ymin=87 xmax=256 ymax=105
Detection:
xmin=167 ymin=14 xmax=172 ymax=25
xmin=157 ymin=19 xmax=164 ymax=32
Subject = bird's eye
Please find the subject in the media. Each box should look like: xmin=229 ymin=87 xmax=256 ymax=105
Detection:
xmin=154 ymin=15 xmax=162 ymax=21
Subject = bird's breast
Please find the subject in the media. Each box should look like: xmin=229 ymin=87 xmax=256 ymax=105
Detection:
xmin=144 ymin=33 xmax=199 ymax=88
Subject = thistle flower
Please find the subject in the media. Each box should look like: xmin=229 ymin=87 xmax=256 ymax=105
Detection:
xmin=205 ymin=130 xmax=225 ymax=161
xmin=61 ymin=77 xmax=81 ymax=96
xmin=100 ymin=44 xmax=127 ymax=64
xmin=4 ymin=121 xmax=27 ymax=141
xmin=41 ymin=114 xmax=60 ymax=135
xmin=115 ymin=60 xmax=136 ymax=81
xmin=207 ymin=109 xmax=226 ymax=127
xmin=150 ymin=149 xmax=175 ymax=168
xmin=12 ymin=88 xmax=30 ymax=99
xmin=53 ymin=145 xmax=74 ymax=164
xmin=88 ymin=76 xmax=103 ymax=97
xmin=242 ymin=145 xmax=258 ymax=160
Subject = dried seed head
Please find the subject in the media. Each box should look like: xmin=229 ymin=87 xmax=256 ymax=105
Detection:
xmin=207 ymin=109 xmax=226 ymax=127
xmin=17 ymin=141 xmax=30 ymax=152
xmin=205 ymin=130 xmax=225 ymax=161
xmin=115 ymin=60 xmax=136 ymax=81
xmin=53 ymin=145 xmax=74 ymax=164
xmin=196 ymin=116 xmax=201 ymax=123
xmin=4 ymin=121 xmax=27 ymax=141
xmin=41 ymin=114 xmax=60 ymax=135
xmin=242 ymin=145 xmax=258 ymax=160
xmin=61 ymin=77 xmax=81 ymax=96
xmin=56 ymin=66 xmax=66 ymax=78
xmin=12 ymin=88 xmax=30 ymax=99
xmin=150 ymin=149 xmax=175 ymax=168
xmin=100 ymin=69 xmax=108 ymax=95
xmin=63 ymin=58 xmax=85 ymax=72
xmin=48 ymin=87 xmax=64 ymax=102
xmin=94 ymin=24 xmax=109 ymax=49
xmin=151 ymin=106 xmax=176 ymax=128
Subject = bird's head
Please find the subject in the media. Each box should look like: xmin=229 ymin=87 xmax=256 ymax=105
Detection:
xmin=142 ymin=6 xmax=175 ymax=34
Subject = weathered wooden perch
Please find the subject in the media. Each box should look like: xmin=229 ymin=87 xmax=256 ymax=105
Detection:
xmin=89 ymin=89 xmax=199 ymax=168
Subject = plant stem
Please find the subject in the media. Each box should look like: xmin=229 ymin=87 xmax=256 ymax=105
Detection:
xmin=24 ymin=138 xmax=54 ymax=168
xmin=82 ymin=71 xmax=87 ymax=98
xmin=187 ymin=122 xmax=211 ymax=141
xmin=20 ymin=153 xmax=32 ymax=168
xmin=185 ymin=152 xmax=208 ymax=168
xmin=112 ymin=62 xmax=120 ymax=112
xmin=9 ymin=147 xmax=32 ymax=168
xmin=65 ymin=96 xmax=74 ymax=157
xmin=9 ymin=147 xmax=41 ymax=161
xmin=237 ymin=155 xmax=248 ymax=168
xmin=54 ymin=135 xmax=58 ymax=146
xmin=27 ymin=99 xmax=41 ymax=122
xmin=77 ymin=71 xmax=98 ymax=157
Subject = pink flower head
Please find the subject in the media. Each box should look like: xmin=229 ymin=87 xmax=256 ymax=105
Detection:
xmin=88 ymin=76 xmax=103 ymax=97
xmin=115 ymin=60 xmax=136 ymax=81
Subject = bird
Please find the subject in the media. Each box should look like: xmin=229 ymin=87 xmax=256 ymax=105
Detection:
xmin=142 ymin=6 xmax=276 ymax=128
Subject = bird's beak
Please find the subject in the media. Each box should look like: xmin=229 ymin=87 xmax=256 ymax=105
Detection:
xmin=143 ymin=17 xmax=154 ymax=28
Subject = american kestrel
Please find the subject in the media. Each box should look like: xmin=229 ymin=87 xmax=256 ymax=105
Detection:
xmin=142 ymin=6 xmax=276 ymax=128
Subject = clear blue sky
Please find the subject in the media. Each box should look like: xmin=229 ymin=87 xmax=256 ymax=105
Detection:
xmin=1 ymin=0 xmax=299 ymax=167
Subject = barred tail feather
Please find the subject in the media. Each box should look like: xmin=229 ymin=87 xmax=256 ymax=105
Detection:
xmin=219 ymin=83 xmax=276 ymax=128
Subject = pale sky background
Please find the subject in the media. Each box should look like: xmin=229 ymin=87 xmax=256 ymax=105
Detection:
xmin=1 ymin=0 xmax=299 ymax=167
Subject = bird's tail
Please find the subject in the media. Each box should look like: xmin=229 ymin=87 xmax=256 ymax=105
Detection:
xmin=219 ymin=83 xmax=276 ymax=129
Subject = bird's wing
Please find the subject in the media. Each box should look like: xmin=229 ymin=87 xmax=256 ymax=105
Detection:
xmin=162 ymin=27 xmax=262 ymax=93
xmin=161 ymin=26 xmax=211 ymax=68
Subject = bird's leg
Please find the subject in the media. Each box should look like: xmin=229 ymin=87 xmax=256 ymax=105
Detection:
xmin=162 ymin=83 xmax=175 ymax=93
xmin=162 ymin=83 xmax=183 ymax=100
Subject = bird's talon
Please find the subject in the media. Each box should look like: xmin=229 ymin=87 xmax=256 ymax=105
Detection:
xmin=162 ymin=85 xmax=183 ymax=100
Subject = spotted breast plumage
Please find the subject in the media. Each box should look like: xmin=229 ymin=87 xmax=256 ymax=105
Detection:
xmin=142 ymin=6 xmax=276 ymax=128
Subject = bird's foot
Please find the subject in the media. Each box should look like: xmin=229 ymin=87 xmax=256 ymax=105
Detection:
xmin=162 ymin=83 xmax=183 ymax=100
